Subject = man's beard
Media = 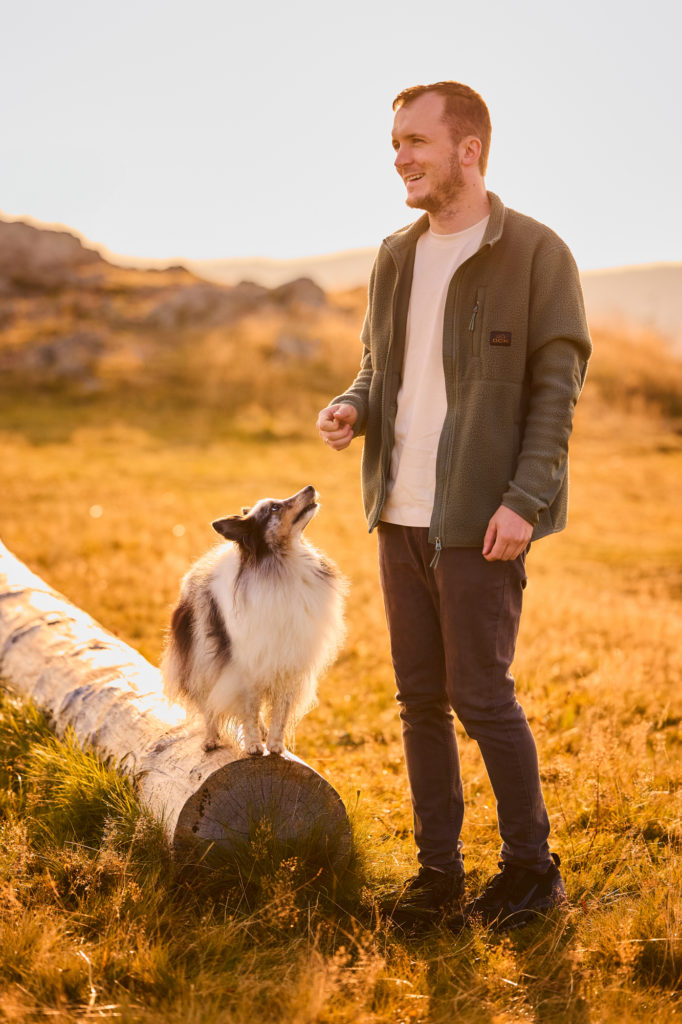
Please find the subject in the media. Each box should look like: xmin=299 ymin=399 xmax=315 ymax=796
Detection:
xmin=406 ymin=151 xmax=465 ymax=214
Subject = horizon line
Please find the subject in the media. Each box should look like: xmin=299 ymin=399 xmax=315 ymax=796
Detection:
xmin=1 ymin=208 xmax=679 ymax=277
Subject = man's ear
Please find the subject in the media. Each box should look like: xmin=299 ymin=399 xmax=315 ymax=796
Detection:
xmin=459 ymin=135 xmax=482 ymax=167
xmin=212 ymin=515 xmax=252 ymax=541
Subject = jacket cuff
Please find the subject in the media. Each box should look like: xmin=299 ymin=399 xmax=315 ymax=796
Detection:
xmin=501 ymin=483 xmax=543 ymax=528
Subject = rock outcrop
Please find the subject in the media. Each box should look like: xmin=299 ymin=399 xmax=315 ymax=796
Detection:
xmin=0 ymin=219 xmax=105 ymax=289
xmin=270 ymin=277 xmax=326 ymax=308
xmin=0 ymin=217 xmax=340 ymax=394
xmin=145 ymin=281 xmax=269 ymax=330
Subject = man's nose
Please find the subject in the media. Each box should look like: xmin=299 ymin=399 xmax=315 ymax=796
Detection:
xmin=394 ymin=145 xmax=408 ymax=171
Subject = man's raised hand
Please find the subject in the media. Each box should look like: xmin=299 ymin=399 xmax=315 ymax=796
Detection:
xmin=316 ymin=403 xmax=358 ymax=451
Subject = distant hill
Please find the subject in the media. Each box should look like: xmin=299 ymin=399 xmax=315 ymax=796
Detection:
xmin=185 ymin=250 xmax=378 ymax=291
xmin=177 ymin=251 xmax=681 ymax=353
xmin=2 ymin=211 xmax=680 ymax=350
xmin=0 ymin=216 xmax=344 ymax=404
xmin=186 ymin=252 xmax=682 ymax=351
xmin=2 ymin=213 xmax=682 ymax=434
xmin=579 ymin=263 xmax=682 ymax=351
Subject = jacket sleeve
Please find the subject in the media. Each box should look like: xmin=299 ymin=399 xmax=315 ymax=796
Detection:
xmin=501 ymin=242 xmax=592 ymax=526
xmin=329 ymin=262 xmax=377 ymax=437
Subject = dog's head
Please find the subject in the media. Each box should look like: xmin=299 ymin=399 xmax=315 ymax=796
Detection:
xmin=212 ymin=485 xmax=319 ymax=559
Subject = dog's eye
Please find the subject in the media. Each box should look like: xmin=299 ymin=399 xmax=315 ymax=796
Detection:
xmin=270 ymin=503 xmax=281 ymax=514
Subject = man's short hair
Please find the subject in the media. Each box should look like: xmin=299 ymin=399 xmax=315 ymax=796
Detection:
xmin=392 ymin=82 xmax=491 ymax=175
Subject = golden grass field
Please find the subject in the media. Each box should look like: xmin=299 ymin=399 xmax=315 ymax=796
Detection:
xmin=0 ymin=292 xmax=681 ymax=1022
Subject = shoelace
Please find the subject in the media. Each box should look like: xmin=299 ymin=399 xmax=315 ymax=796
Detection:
xmin=407 ymin=869 xmax=437 ymax=890
xmin=478 ymin=863 xmax=527 ymax=904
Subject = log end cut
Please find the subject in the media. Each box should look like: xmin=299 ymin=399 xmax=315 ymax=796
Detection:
xmin=173 ymin=751 xmax=352 ymax=872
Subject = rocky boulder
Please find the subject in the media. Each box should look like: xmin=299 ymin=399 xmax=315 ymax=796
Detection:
xmin=0 ymin=219 xmax=105 ymax=289
xmin=269 ymin=277 xmax=326 ymax=308
xmin=145 ymin=280 xmax=270 ymax=330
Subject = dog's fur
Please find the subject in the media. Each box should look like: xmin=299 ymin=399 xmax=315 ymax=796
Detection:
xmin=161 ymin=486 xmax=346 ymax=755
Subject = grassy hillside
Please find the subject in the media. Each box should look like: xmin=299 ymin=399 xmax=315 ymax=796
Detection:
xmin=0 ymin=289 xmax=681 ymax=1021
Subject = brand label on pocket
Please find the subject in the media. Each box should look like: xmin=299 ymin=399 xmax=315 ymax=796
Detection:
xmin=490 ymin=331 xmax=512 ymax=346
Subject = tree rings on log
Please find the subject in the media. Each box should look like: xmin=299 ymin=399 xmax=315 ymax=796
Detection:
xmin=174 ymin=752 xmax=352 ymax=871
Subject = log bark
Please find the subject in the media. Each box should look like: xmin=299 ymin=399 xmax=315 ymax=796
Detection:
xmin=0 ymin=540 xmax=351 ymax=869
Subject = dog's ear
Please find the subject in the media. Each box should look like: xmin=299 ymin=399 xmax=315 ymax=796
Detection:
xmin=212 ymin=515 xmax=253 ymax=541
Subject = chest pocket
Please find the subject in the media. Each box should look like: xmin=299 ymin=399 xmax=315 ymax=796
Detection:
xmin=468 ymin=287 xmax=526 ymax=383
xmin=481 ymin=324 xmax=526 ymax=383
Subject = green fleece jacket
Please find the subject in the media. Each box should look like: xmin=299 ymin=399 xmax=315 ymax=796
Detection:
xmin=333 ymin=192 xmax=592 ymax=547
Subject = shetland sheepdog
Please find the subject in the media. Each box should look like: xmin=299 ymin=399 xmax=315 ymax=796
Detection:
xmin=161 ymin=486 xmax=346 ymax=755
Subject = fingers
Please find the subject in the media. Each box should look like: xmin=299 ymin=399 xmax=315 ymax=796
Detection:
xmin=482 ymin=506 xmax=532 ymax=561
xmin=482 ymin=520 xmax=496 ymax=558
xmin=316 ymin=408 xmax=333 ymax=433
xmin=332 ymin=404 xmax=358 ymax=426
xmin=482 ymin=523 xmax=516 ymax=561
xmin=326 ymin=434 xmax=353 ymax=451
xmin=317 ymin=403 xmax=357 ymax=428
xmin=483 ymin=538 xmax=524 ymax=562
xmin=316 ymin=405 xmax=344 ymax=434
xmin=323 ymin=420 xmax=353 ymax=443
xmin=483 ymin=527 xmax=518 ymax=561
xmin=323 ymin=424 xmax=354 ymax=451
xmin=317 ymin=404 xmax=357 ymax=451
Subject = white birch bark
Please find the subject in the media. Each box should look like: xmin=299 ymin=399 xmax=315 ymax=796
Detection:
xmin=0 ymin=540 xmax=350 ymax=866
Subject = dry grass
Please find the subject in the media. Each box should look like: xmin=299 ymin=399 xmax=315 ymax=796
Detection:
xmin=0 ymin=314 xmax=680 ymax=1021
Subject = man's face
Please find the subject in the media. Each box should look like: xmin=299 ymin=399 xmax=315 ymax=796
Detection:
xmin=391 ymin=92 xmax=464 ymax=215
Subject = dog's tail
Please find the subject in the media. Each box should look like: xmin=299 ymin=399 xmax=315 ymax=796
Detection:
xmin=160 ymin=598 xmax=195 ymax=705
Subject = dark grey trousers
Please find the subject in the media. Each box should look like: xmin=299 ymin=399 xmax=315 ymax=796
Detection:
xmin=377 ymin=522 xmax=551 ymax=872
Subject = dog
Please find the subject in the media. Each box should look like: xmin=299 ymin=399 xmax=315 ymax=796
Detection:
xmin=161 ymin=485 xmax=346 ymax=755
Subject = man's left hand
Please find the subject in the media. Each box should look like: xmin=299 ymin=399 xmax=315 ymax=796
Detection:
xmin=482 ymin=505 xmax=533 ymax=562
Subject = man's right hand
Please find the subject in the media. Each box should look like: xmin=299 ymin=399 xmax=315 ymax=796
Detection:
xmin=316 ymin=403 xmax=358 ymax=451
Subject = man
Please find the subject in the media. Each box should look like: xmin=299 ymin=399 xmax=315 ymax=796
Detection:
xmin=316 ymin=81 xmax=591 ymax=930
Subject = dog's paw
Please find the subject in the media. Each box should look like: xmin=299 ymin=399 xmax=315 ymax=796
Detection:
xmin=246 ymin=741 xmax=265 ymax=756
xmin=202 ymin=738 xmax=221 ymax=753
xmin=267 ymin=740 xmax=285 ymax=755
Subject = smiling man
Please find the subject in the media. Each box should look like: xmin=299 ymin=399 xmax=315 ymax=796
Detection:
xmin=316 ymin=82 xmax=592 ymax=931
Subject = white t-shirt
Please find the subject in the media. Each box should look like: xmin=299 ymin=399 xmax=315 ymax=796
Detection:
xmin=380 ymin=216 xmax=489 ymax=527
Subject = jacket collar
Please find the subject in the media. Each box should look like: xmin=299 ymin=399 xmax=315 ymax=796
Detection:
xmin=381 ymin=191 xmax=506 ymax=271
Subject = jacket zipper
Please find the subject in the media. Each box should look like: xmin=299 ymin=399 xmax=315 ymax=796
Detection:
xmin=370 ymin=257 xmax=400 ymax=532
xmin=430 ymin=244 xmax=493 ymax=562
xmin=430 ymin=276 xmax=463 ymax=569
xmin=429 ymin=538 xmax=442 ymax=569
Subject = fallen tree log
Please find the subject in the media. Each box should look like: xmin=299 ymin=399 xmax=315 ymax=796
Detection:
xmin=0 ymin=540 xmax=351 ymax=869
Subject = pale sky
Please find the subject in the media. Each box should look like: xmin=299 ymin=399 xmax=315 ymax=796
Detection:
xmin=2 ymin=0 xmax=680 ymax=270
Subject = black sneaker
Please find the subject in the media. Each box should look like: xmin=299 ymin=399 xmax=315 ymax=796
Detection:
xmin=450 ymin=853 xmax=566 ymax=932
xmin=381 ymin=866 xmax=465 ymax=929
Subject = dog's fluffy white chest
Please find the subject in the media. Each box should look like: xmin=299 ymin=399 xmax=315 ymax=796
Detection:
xmin=209 ymin=545 xmax=342 ymax=683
